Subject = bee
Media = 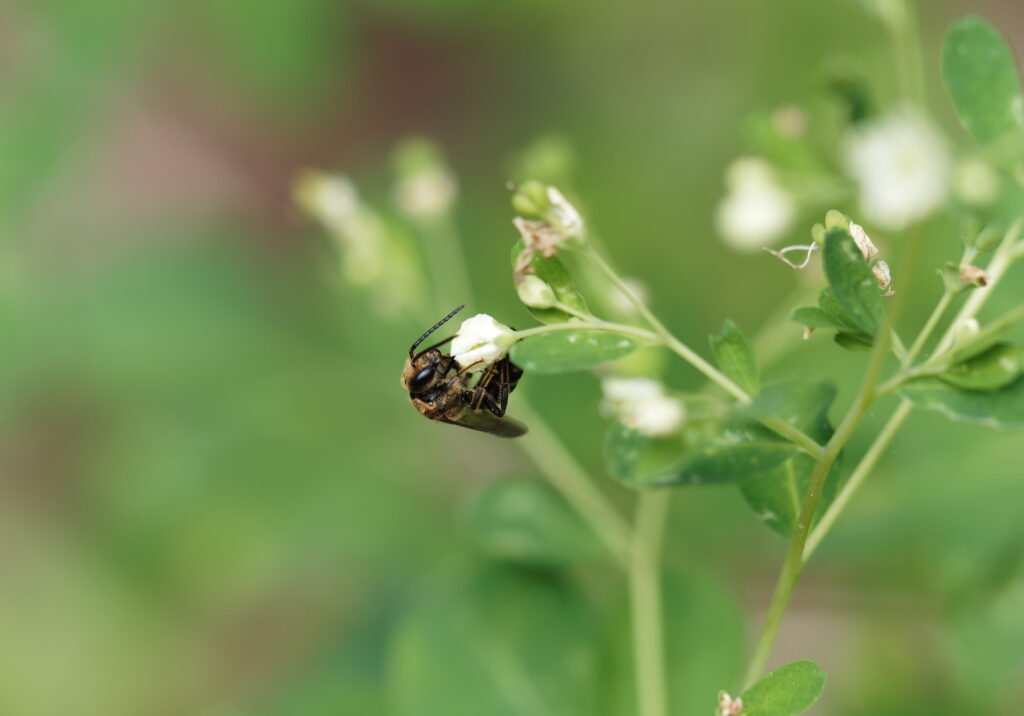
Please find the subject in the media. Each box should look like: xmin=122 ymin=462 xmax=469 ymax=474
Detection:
xmin=402 ymin=305 xmax=527 ymax=437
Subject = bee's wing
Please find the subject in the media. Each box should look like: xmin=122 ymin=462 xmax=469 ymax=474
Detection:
xmin=442 ymin=406 xmax=528 ymax=438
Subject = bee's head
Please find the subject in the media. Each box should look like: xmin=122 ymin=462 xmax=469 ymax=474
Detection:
xmin=402 ymin=348 xmax=445 ymax=395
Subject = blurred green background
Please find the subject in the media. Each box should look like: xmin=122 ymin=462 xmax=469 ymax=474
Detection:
xmin=2 ymin=1 xmax=1023 ymax=714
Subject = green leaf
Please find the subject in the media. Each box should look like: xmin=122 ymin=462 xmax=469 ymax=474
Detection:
xmin=464 ymin=477 xmax=600 ymax=565
xmin=942 ymin=17 xmax=1024 ymax=146
xmin=510 ymin=239 xmax=589 ymax=324
xmin=741 ymin=380 xmax=838 ymax=536
xmin=604 ymin=420 xmax=797 ymax=489
xmin=603 ymin=573 xmax=745 ymax=716
xmin=710 ymin=319 xmax=760 ymax=395
xmin=823 ymin=227 xmax=884 ymax=336
xmin=833 ymin=332 xmax=873 ymax=352
xmin=740 ymin=660 xmax=827 ymax=716
xmin=789 ymin=306 xmax=845 ymax=331
xmin=389 ymin=566 xmax=597 ymax=716
xmin=510 ymin=330 xmax=637 ymax=373
xmin=938 ymin=343 xmax=1024 ymax=391
xmin=817 ymin=287 xmax=868 ymax=336
xmin=898 ymin=375 xmax=1024 ymax=429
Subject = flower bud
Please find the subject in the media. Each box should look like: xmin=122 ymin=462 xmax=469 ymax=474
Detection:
xmin=516 ymin=275 xmax=557 ymax=309
xmin=848 ymin=221 xmax=880 ymax=262
xmin=871 ymin=260 xmax=893 ymax=296
xmin=451 ymin=314 xmax=517 ymax=372
xmin=511 ymin=180 xmax=551 ymax=219
xmin=392 ymin=138 xmax=457 ymax=220
xmin=960 ymin=264 xmax=991 ymax=287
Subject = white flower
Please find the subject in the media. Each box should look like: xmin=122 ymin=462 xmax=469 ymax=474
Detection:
xmin=953 ymin=157 xmax=1000 ymax=206
xmin=516 ymin=276 xmax=557 ymax=308
xmin=451 ymin=314 xmax=516 ymax=372
xmin=294 ymin=171 xmax=386 ymax=287
xmin=609 ymin=277 xmax=649 ymax=317
xmin=715 ymin=157 xmax=796 ymax=251
xmin=842 ymin=113 xmax=950 ymax=230
xmin=601 ymin=377 xmax=685 ymax=437
xmin=717 ymin=691 xmax=743 ymax=716
xmin=394 ymin=166 xmax=457 ymax=220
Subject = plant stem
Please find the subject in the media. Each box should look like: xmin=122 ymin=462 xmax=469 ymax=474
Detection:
xmin=514 ymin=400 xmax=633 ymax=568
xmin=902 ymin=289 xmax=954 ymax=368
xmin=579 ymin=245 xmax=825 ymax=458
xmin=931 ymin=219 xmax=1022 ymax=355
xmin=630 ymin=490 xmax=671 ymax=716
xmin=512 ymin=320 xmax=660 ymax=344
xmin=802 ymin=399 xmax=913 ymax=561
xmin=551 ymin=299 xmax=596 ymax=322
xmin=583 ymin=244 xmax=748 ymax=401
xmin=743 ymin=317 xmax=891 ymax=688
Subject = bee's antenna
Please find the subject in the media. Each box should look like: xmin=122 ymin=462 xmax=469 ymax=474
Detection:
xmin=410 ymin=305 xmax=464 ymax=357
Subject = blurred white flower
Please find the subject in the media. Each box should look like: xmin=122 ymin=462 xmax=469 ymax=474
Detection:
xmin=295 ymin=171 xmax=386 ymax=287
xmin=842 ymin=113 xmax=950 ymax=230
xmin=717 ymin=691 xmax=744 ymax=716
xmin=451 ymin=314 xmax=516 ymax=372
xmin=715 ymin=157 xmax=796 ymax=251
xmin=609 ymin=277 xmax=649 ymax=317
xmin=953 ymin=157 xmax=1000 ymax=206
xmin=516 ymin=275 xmax=557 ymax=308
xmin=393 ymin=166 xmax=458 ymax=221
xmin=601 ymin=377 xmax=685 ymax=437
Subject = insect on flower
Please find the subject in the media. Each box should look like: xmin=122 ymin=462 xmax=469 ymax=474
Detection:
xmin=401 ymin=306 xmax=527 ymax=437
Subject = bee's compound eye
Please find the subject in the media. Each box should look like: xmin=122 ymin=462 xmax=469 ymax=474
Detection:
xmin=409 ymin=366 xmax=435 ymax=392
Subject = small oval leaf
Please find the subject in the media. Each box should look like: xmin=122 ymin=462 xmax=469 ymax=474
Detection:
xmin=898 ymin=375 xmax=1024 ymax=429
xmin=823 ymin=227 xmax=884 ymax=337
xmin=710 ymin=319 xmax=760 ymax=395
xmin=510 ymin=330 xmax=638 ymax=373
xmin=942 ymin=17 xmax=1024 ymax=147
xmin=938 ymin=342 xmax=1024 ymax=391
xmin=740 ymin=659 xmax=827 ymax=716
xmin=604 ymin=421 xmax=797 ymax=489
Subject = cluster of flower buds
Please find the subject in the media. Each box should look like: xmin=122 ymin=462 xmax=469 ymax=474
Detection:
xmin=717 ymin=690 xmax=744 ymax=716
xmin=511 ymin=181 xmax=586 ymax=280
xmin=600 ymin=377 xmax=685 ymax=438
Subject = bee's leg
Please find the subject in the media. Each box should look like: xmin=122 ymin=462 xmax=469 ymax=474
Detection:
xmin=442 ymin=359 xmax=482 ymax=391
xmin=469 ymin=362 xmax=500 ymax=413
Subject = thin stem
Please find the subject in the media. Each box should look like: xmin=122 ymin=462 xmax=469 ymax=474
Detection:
xmin=902 ymin=289 xmax=954 ymax=367
xmin=744 ymin=316 xmax=891 ymax=688
xmin=630 ymin=491 xmax=671 ymax=716
xmin=802 ymin=400 xmax=913 ymax=562
xmin=512 ymin=320 xmax=660 ymax=344
xmin=513 ymin=400 xmax=633 ymax=568
xmin=580 ymin=245 xmax=825 ymax=458
xmin=932 ymin=220 xmax=1022 ymax=356
xmin=551 ymin=299 xmax=595 ymax=322
xmin=582 ymin=245 xmax=749 ymax=401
